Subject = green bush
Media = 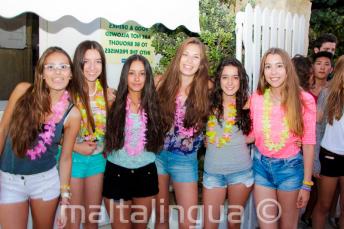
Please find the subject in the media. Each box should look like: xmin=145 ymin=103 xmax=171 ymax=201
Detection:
xmin=151 ymin=0 xmax=237 ymax=77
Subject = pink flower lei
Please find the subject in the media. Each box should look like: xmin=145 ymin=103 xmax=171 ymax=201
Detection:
xmin=175 ymin=95 xmax=195 ymax=138
xmin=26 ymin=90 xmax=70 ymax=160
xmin=124 ymin=97 xmax=148 ymax=156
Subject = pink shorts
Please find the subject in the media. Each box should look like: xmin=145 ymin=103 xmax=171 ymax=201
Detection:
xmin=0 ymin=166 xmax=60 ymax=204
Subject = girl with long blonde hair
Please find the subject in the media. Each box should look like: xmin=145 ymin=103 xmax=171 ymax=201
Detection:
xmin=250 ymin=48 xmax=316 ymax=228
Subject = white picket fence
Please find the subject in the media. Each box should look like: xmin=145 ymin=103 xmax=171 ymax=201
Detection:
xmin=235 ymin=3 xmax=308 ymax=91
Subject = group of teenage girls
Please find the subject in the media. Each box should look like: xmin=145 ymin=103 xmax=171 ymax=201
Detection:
xmin=0 ymin=36 xmax=342 ymax=229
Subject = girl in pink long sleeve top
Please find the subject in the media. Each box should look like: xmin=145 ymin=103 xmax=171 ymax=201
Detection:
xmin=250 ymin=48 xmax=316 ymax=229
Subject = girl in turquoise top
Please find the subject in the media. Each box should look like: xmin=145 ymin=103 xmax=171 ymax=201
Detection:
xmin=103 ymin=54 xmax=164 ymax=229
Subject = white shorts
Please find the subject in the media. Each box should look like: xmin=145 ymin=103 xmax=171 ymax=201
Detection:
xmin=0 ymin=166 xmax=60 ymax=204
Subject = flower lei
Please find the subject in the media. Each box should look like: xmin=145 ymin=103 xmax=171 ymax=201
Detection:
xmin=124 ymin=98 xmax=148 ymax=156
xmin=26 ymin=90 xmax=70 ymax=160
xmin=78 ymin=80 xmax=106 ymax=141
xmin=175 ymin=95 xmax=196 ymax=138
xmin=262 ymin=88 xmax=289 ymax=151
xmin=206 ymin=102 xmax=237 ymax=148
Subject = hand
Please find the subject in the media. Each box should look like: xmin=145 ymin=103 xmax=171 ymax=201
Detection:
xmin=313 ymin=173 xmax=320 ymax=179
xmin=56 ymin=203 xmax=68 ymax=228
xmin=295 ymin=139 xmax=302 ymax=148
xmin=107 ymin=88 xmax=116 ymax=102
xmin=296 ymin=189 xmax=310 ymax=208
xmin=76 ymin=141 xmax=97 ymax=155
xmin=245 ymin=136 xmax=255 ymax=144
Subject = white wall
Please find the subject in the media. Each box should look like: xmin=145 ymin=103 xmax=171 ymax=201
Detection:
xmin=39 ymin=16 xmax=122 ymax=89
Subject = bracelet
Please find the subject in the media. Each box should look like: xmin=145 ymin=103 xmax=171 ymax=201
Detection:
xmin=61 ymin=191 xmax=72 ymax=199
xmin=301 ymin=185 xmax=312 ymax=192
xmin=303 ymin=180 xmax=314 ymax=186
xmin=60 ymin=184 xmax=71 ymax=191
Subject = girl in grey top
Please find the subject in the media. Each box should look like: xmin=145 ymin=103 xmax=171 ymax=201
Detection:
xmin=203 ymin=58 xmax=253 ymax=229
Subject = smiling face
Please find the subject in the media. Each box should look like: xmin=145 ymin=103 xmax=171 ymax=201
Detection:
xmin=220 ymin=65 xmax=240 ymax=98
xmin=83 ymin=49 xmax=102 ymax=83
xmin=179 ymin=43 xmax=201 ymax=78
xmin=128 ymin=60 xmax=146 ymax=94
xmin=264 ymin=54 xmax=287 ymax=90
xmin=43 ymin=52 xmax=71 ymax=92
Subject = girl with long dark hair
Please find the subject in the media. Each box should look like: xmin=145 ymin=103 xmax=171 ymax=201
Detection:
xmin=202 ymin=58 xmax=252 ymax=229
xmin=103 ymin=54 xmax=164 ymax=229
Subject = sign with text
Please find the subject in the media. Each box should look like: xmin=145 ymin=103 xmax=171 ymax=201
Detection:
xmin=101 ymin=20 xmax=154 ymax=64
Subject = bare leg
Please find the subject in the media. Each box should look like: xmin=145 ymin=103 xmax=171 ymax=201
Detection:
xmin=173 ymin=181 xmax=198 ymax=229
xmin=202 ymin=186 xmax=226 ymax=229
xmin=227 ymin=183 xmax=252 ymax=229
xmin=0 ymin=201 xmax=29 ymax=229
xmin=104 ymin=198 xmax=132 ymax=229
xmin=132 ymin=196 xmax=155 ymax=229
xmin=277 ymin=190 xmax=299 ymax=229
xmin=84 ymin=173 xmax=104 ymax=229
xmin=155 ymin=174 xmax=170 ymax=229
xmin=254 ymin=185 xmax=278 ymax=229
xmin=31 ymin=197 xmax=59 ymax=229
xmin=312 ymin=175 xmax=338 ymax=229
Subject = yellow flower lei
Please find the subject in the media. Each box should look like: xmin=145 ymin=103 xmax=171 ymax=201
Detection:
xmin=262 ymin=88 xmax=289 ymax=151
xmin=78 ymin=79 xmax=106 ymax=141
xmin=206 ymin=103 xmax=237 ymax=148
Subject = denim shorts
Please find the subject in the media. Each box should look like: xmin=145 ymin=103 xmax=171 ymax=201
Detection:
xmin=0 ymin=166 xmax=60 ymax=204
xmin=253 ymin=148 xmax=304 ymax=191
xmin=71 ymin=152 xmax=106 ymax=178
xmin=155 ymin=150 xmax=198 ymax=183
xmin=203 ymin=167 xmax=254 ymax=189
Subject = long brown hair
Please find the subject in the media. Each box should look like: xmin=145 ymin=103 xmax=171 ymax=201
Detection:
xmin=9 ymin=47 xmax=74 ymax=157
xmin=105 ymin=55 xmax=164 ymax=154
xmin=326 ymin=55 xmax=344 ymax=125
xmin=257 ymin=48 xmax=304 ymax=136
xmin=157 ymin=37 xmax=209 ymax=135
xmin=73 ymin=40 xmax=109 ymax=133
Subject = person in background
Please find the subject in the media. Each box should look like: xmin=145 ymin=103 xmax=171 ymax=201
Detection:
xmin=312 ymin=55 xmax=344 ymax=229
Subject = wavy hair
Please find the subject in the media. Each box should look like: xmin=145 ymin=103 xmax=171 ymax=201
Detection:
xmin=157 ymin=37 xmax=209 ymax=135
xmin=210 ymin=58 xmax=251 ymax=135
xmin=257 ymin=48 xmax=304 ymax=136
xmin=292 ymin=54 xmax=313 ymax=91
xmin=73 ymin=40 xmax=109 ymax=132
xmin=9 ymin=47 xmax=74 ymax=157
xmin=326 ymin=55 xmax=344 ymax=125
xmin=105 ymin=55 xmax=164 ymax=154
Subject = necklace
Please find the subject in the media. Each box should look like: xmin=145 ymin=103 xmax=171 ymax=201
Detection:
xmin=78 ymin=79 xmax=106 ymax=141
xmin=206 ymin=102 xmax=236 ymax=148
xmin=124 ymin=97 xmax=147 ymax=156
xmin=174 ymin=95 xmax=196 ymax=138
xmin=26 ymin=90 xmax=70 ymax=160
xmin=262 ymin=88 xmax=289 ymax=151
xmin=88 ymin=85 xmax=97 ymax=97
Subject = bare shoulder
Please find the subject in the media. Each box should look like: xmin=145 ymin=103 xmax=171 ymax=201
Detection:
xmin=12 ymin=82 xmax=31 ymax=98
xmin=68 ymin=106 xmax=81 ymax=121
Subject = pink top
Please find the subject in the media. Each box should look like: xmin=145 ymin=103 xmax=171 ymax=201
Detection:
xmin=249 ymin=91 xmax=316 ymax=158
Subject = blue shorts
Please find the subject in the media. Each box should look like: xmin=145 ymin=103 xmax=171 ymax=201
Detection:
xmin=203 ymin=167 xmax=254 ymax=189
xmin=253 ymin=148 xmax=304 ymax=191
xmin=155 ymin=150 xmax=198 ymax=183
xmin=71 ymin=152 xmax=106 ymax=178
